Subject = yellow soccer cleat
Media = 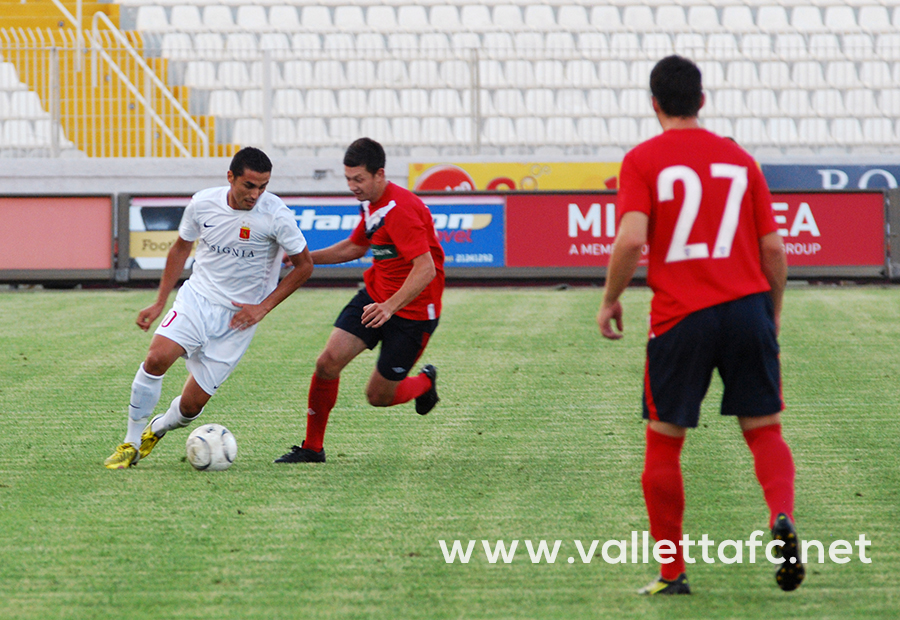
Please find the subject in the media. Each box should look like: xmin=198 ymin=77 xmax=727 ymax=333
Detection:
xmin=104 ymin=443 xmax=139 ymax=469
xmin=139 ymin=415 xmax=166 ymax=460
xmin=638 ymin=573 xmax=691 ymax=595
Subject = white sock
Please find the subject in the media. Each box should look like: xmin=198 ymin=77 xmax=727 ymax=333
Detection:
xmin=124 ymin=363 xmax=164 ymax=447
xmin=152 ymin=396 xmax=203 ymax=434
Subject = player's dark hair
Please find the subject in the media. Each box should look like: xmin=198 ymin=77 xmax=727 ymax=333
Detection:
xmin=344 ymin=137 xmax=385 ymax=175
xmin=650 ymin=55 xmax=703 ymax=118
xmin=230 ymin=146 xmax=272 ymax=178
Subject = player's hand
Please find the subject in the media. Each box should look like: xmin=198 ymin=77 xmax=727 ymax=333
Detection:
xmin=597 ymin=301 xmax=625 ymax=340
xmin=361 ymin=302 xmax=392 ymax=329
xmin=136 ymin=301 xmax=165 ymax=332
xmin=230 ymin=302 xmax=268 ymax=330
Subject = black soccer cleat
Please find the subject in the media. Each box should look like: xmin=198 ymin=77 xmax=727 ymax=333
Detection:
xmin=637 ymin=573 xmax=691 ymax=595
xmin=415 ymin=365 xmax=439 ymax=415
xmin=274 ymin=442 xmax=326 ymax=463
xmin=772 ymin=512 xmax=805 ymax=591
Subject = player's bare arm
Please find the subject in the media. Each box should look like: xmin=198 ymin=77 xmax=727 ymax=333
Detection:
xmin=598 ymin=211 xmax=648 ymax=340
xmin=136 ymin=236 xmax=194 ymax=332
xmin=361 ymin=252 xmax=436 ymax=329
xmin=310 ymin=238 xmax=369 ymax=265
xmin=231 ymin=247 xmax=314 ymax=331
xmin=759 ymin=231 xmax=787 ymax=334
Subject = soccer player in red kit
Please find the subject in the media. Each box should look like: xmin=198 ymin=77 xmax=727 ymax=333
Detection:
xmin=597 ymin=56 xmax=802 ymax=595
xmin=276 ymin=137 xmax=444 ymax=463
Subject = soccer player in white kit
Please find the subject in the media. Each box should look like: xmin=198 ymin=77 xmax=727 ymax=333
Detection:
xmin=105 ymin=147 xmax=314 ymax=469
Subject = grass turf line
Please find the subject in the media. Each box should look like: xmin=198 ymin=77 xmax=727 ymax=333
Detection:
xmin=0 ymin=286 xmax=897 ymax=619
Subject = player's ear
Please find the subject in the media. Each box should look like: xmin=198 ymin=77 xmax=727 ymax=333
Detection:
xmin=651 ymin=97 xmax=660 ymax=114
xmin=227 ymin=169 xmax=235 ymax=184
xmin=699 ymin=93 xmax=706 ymax=111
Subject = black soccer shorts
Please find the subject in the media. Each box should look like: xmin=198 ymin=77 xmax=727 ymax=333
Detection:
xmin=334 ymin=288 xmax=439 ymax=381
xmin=642 ymin=292 xmax=784 ymax=428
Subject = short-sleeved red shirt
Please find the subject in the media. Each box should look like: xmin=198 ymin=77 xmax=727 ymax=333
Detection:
xmin=350 ymin=182 xmax=445 ymax=320
xmin=617 ymin=128 xmax=778 ymax=336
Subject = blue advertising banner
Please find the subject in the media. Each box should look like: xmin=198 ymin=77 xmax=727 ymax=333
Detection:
xmin=281 ymin=195 xmax=506 ymax=268
xmin=762 ymin=164 xmax=900 ymax=190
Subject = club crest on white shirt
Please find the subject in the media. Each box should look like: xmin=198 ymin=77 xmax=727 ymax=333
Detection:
xmin=361 ymin=200 xmax=396 ymax=239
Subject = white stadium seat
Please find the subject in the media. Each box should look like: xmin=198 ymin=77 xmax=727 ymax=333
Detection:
xmin=545 ymin=117 xmax=580 ymax=146
xmin=366 ymin=6 xmax=397 ymax=32
xmin=359 ymin=118 xmax=393 ymax=144
xmin=170 ymin=5 xmax=202 ymax=32
xmin=431 ymin=89 xmax=468 ymax=116
xmin=588 ymin=89 xmax=620 ymax=116
xmin=745 ymin=89 xmax=779 ymax=116
xmin=655 ymin=6 xmax=687 ymax=31
xmin=392 ymin=117 xmax=422 ymax=144
xmin=790 ymin=6 xmax=827 ymax=33
xmin=272 ymin=119 xmax=296 ymax=148
xmin=780 ymin=89 xmax=813 ymax=117
xmin=274 ymin=89 xmax=304 ymax=116
xmin=721 ymin=7 xmax=756 ymax=33
xmin=492 ymin=5 xmax=524 ymax=30
xmin=329 ymin=117 xmax=359 ymax=144
xmin=333 ymin=6 xmax=365 ymax=32
xmin=296 ymin=118 xmax=329 ymax=146
xmin=688 ymin=6 xmax=722 ymax=32
xmin=812 ymin=90 xmax=847 ymax=117
xmin=202 ymin=5 xmax=235 ymax=31
xmin=756 ymin=6 xmax=790 ymax=33
xmin=232 ymin=119 xmax=264 ymax=146
xmin=208 ymin=90 xmax=242 ymax=117
xmin=525 ymin=89 xmax=556 ymax=115
xmin=767 ymin=118 xmax=799 ymax=145
xmin=524 ymin=6 xmax=556 ymax=32
xmin=831 ymin=118 xmax=864 ymax=146
xmin=269 ymin=6 xmax=300 ymax=32
xmin=235 ymin=6 xmax=267 ymax=32
xmin=862 ymin=119 xmax=895 ymax=144
xmin=844 ymin=90 xmax=879 ymax=116
xmin=136 ymin=5 xmax=168 ymax=31
xmin=577 ymin=118 xmax=610 ymax=145
xmin=397 ymin=6 xmax=429 ymax=33
xmin=421 ymin=117 xmax=456 ymax=145
xmin=734 ymin=118 xmax=769 ymax=145
xmin=797 ymin=118 xmax=830 ymax=146
xmin=607 ymin=118 xmax=640 ymax=147
xmin=713 ymin=90 xmax=749 ymax=116
xmin=337 ymin=89 xmax=367 ymax=116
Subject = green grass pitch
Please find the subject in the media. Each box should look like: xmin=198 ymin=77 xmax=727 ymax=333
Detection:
xmin=0 ymin=285 xmax=898 ymax=619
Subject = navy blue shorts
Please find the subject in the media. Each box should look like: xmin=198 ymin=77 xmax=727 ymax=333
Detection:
xmin=334 ymin=288 xmax=439 ymax=381
xmin=643 ymin=292 xmax=783 ymax=428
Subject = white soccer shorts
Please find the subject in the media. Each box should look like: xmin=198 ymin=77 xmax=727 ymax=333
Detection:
xmin=154 ymin=280 xmax=257 ymax=396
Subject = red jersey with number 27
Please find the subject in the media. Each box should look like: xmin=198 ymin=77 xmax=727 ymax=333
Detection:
xmin=350 ymin=182 xmax=445 ymax=321
xmin=617 ymin=128 xmax=778 ymax=337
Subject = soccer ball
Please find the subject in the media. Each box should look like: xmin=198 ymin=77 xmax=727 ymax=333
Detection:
xmin=186 ymin=423 xmax=237 ymax=471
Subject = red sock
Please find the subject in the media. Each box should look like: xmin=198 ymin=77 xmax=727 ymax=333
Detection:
xmin=743 ymin=423 xmax=795 ymax=529
xmin=642 ymin=426 xmax=686 ymax=581
xmin=305 ymin=374 xmax=339 ymax=452
xmin=389 ymin=371 xmax=431 ymax=406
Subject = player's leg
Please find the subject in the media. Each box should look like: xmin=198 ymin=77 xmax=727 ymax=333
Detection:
xmin=639 ymin=307 xmax=717 ymax=594
xmin=367 ymin=315 xmax=439 ymax=413
xmin=105 ymin=335 xmax=185 ymax=470
xmin=275 ymin=327 xmax=368 ymax=463
xmin=720 ymin=293 xmax=802 ymax=591
xmin=142 ymin=304 xmax=255 ymax=460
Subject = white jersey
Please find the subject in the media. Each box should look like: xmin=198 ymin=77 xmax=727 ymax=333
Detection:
xmin=178 ymin=186 xmax=307 ymax=309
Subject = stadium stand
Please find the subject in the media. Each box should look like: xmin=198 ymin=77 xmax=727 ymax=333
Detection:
xmin=1 ymin=1 xmax=899 ymax=157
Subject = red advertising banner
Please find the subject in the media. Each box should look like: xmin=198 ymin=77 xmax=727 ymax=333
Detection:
xmin=506 ymin=191 xmax=884 ymax=269
xmin=506 ymin=193 xmax=618 ymax=267
xmin=771 ymin=192 xmax=884 ymax=267
xmin=0 ymin=196 xmax=113 ymax=270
